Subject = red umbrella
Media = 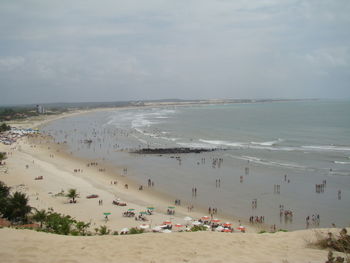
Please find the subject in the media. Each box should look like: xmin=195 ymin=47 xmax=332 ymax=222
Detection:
xmin=223 ymin=228 xmax=232 ymax=232
xmin=223 ymin=222 xmax=232 ymax=227
xmin=211 ymin=219 xmax=220 ymax=223
xmin=174 ymin=224 xmax=183 ymax=227
xmin=163 ymin=221 xmax=172 ymax=225
xmin=237 ymin=226 xmax=246 ymax=231
xmin=201 ymin=216 xmax=210 ymax=220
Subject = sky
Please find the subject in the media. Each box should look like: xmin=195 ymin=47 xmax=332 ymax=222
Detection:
xmin=0 ymin=0 xmax=350 ymax=105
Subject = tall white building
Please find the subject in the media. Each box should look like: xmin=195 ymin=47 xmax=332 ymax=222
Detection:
xmin=36 ymin=105 xmax=45 ymax=114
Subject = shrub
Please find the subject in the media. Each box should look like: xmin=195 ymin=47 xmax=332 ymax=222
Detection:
xmin=190 ymin=225 xmax=208 ymax=232
xmin=128 ymin=227 xmax=144 ymax=234
xmin=97 ymin=225 xmax=111 ymax=235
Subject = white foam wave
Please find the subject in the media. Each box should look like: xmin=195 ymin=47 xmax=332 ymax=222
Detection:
xmin=334 ymin=161 xmax=350 ymax=164
xmin=228 ymin=154 xmax=307 ymax=170
xmin=251 ymin=139 xmax=283 ymax=146
xmin=177 ymin=142 xmax=215 ymax=148
xmin=199 ymin=139 xmax=244 ymax=148
xmin=302 ymin=145 xmax=350 ymax=152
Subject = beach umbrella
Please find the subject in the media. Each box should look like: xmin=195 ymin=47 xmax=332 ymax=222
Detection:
xmin=168 ymin=206 xmax=175 ymax=209
xmin=147 ymin=207 xmax=155 ymax=210
xmin=223 ymin=222 xmax=232 ymax=227
xmin=192 ymin=221 xmax=202 ymax=226
xmin=216 ymin=226 xmax=224 ymax=232
xmin=203 ymin=225 xmax=211 ymax=229
xmin=174 ymin=224 xmax=183 ymax=227
xmin=237 ymin=226 xmax=246 ymax=231
xmin=201 ymin=216 xmax=210 ymax=220
xmin=211 ymin=219 xmax=220 ymax=223
xmin=163 ymin=221 xmax=172 ymax=225
xmin=223 ymin=228 xmax=232 ymax=233
xmin=139 ymin=211 xmax=148 ymax=215
xmin=162 ymin=229 xmax=172 ymax=233
xmin=103 ymin=212 xmax=111 ymax=216
xmin=127 ymin=208 xmax=135 ymax=211
xmin=183 ymin=216 xmax=192 ymax=221
xmin=139 ymin=224 xmax=150 ymax=229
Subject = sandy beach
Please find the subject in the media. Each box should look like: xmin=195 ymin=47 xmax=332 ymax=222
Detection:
xmin=0 ymin=108 xmax=347 ymax=263
xmin=0 ymin=109 xmax=249 ymax=231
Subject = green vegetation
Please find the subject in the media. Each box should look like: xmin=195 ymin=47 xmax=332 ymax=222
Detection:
xmin=95 ymin=225 xmax=111 ymax=235
xmin=128 ymin=227 xmax=144 ymax=234
xmin=0 ymin=123 xmax=11 ymax=132
xmin=32 ymin=209 xmax=47 ymax=228
xmin=190 ymin=225 xmax=208 ymax=232
xmin=0 ymin=107 xmax=39 ymax=121
xmin=313 ymin=229 xmax=350 ymax=263
xmin=66 ymin=188 xmax=79 ymax=203
xmin=0 ymin=152 xmax=7 ymax=163
xmin=0 ymin=182 xmax=31 ymax=224
xmin=31 ymin=209 xmax=91 ymax=236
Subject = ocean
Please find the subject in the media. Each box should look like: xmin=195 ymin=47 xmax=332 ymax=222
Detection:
xmin=42 ymin=100 xmax=350 ymax=230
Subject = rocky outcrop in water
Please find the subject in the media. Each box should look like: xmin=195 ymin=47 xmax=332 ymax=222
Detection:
xmin=132 ymin=147 xmax=216 ymax=154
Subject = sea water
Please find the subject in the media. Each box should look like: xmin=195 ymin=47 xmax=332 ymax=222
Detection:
xmin=42 ymin=100 xmax=350 ymax=230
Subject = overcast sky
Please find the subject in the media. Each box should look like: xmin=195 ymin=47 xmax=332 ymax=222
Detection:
xmin=1 ymin=0 xmax=349 ymax=104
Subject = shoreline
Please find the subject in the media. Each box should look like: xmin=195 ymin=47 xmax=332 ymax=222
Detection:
xmin=1 ymin=105 xmax=349 ymax=263
xmin=1 ymin=105 xmax=259 ymax=232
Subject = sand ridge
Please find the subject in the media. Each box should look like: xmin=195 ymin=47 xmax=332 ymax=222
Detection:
xmin=0 ymin=227 xmax=336 ymax=263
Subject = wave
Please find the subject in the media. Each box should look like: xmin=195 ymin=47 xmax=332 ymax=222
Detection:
xmin=177 ymin=142 xmax=216 ymax=148
xmin=198 ymin=139 xmax=244 ymax=148
xmin=198 ymin=139 xmax=291 ymax=151
xmin=228 ymin=154 xmax=308 ymax=170
xmin=302 ymin=145 xmax=350 ymax=152
xmin=334 ymin=161 xmax=350 ymax=165
xmin=251 ymin=139 xmax=284 ymax=146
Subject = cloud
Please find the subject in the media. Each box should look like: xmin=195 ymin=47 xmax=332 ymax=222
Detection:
xmin=0 ymin=0 xmax=350 ymax=104
xmin=0 ymin=56 xmax=25 ymax=71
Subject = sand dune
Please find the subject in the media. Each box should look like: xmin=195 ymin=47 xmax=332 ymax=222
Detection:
xmin=0 ymin=227 xmax=337 ymax=263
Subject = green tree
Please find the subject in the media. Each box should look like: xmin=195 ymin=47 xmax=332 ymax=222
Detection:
xmin=0 ymin=181 xmax=10 ymax=217
xmin=4 ymin=192 xmax=32 ymax=223
xmin=44 ymin=212 xmax=76 ymax=235
xmin=0 ymin=152 xmax=7 ymax=163
xmin=32 ymin=209 xmax=47 ymax=228
xmin=66 ymin=188 xmax=79 ymax=203
xmin=0 ymin=123 xmax=11 ymax=132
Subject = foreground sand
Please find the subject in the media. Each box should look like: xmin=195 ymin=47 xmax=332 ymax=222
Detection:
xmin=0 ymin=227 xmax=339 ymax=263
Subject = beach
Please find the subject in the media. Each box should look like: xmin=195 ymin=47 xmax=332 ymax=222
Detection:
xmin=40 ymin=101 xmax=350 ymax=230
xmin=0 ymin=105 xmax=349 ymax=263
xmin=0 ymin=108 xmax=248 ymax=232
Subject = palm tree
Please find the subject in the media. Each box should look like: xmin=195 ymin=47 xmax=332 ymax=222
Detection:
xmin=32 ymin=209 xmax=47 ymax=228
xmin=0 ymin=181 xmax=10 ymax=217
xmin=66 ymin=188 xmax=79 ymax=203
xmin=5 ymin=192 xmax=31 ymax=223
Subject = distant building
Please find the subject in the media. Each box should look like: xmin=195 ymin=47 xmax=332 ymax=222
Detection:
xmin=36 ymin=105 xmax=45 ymax=114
